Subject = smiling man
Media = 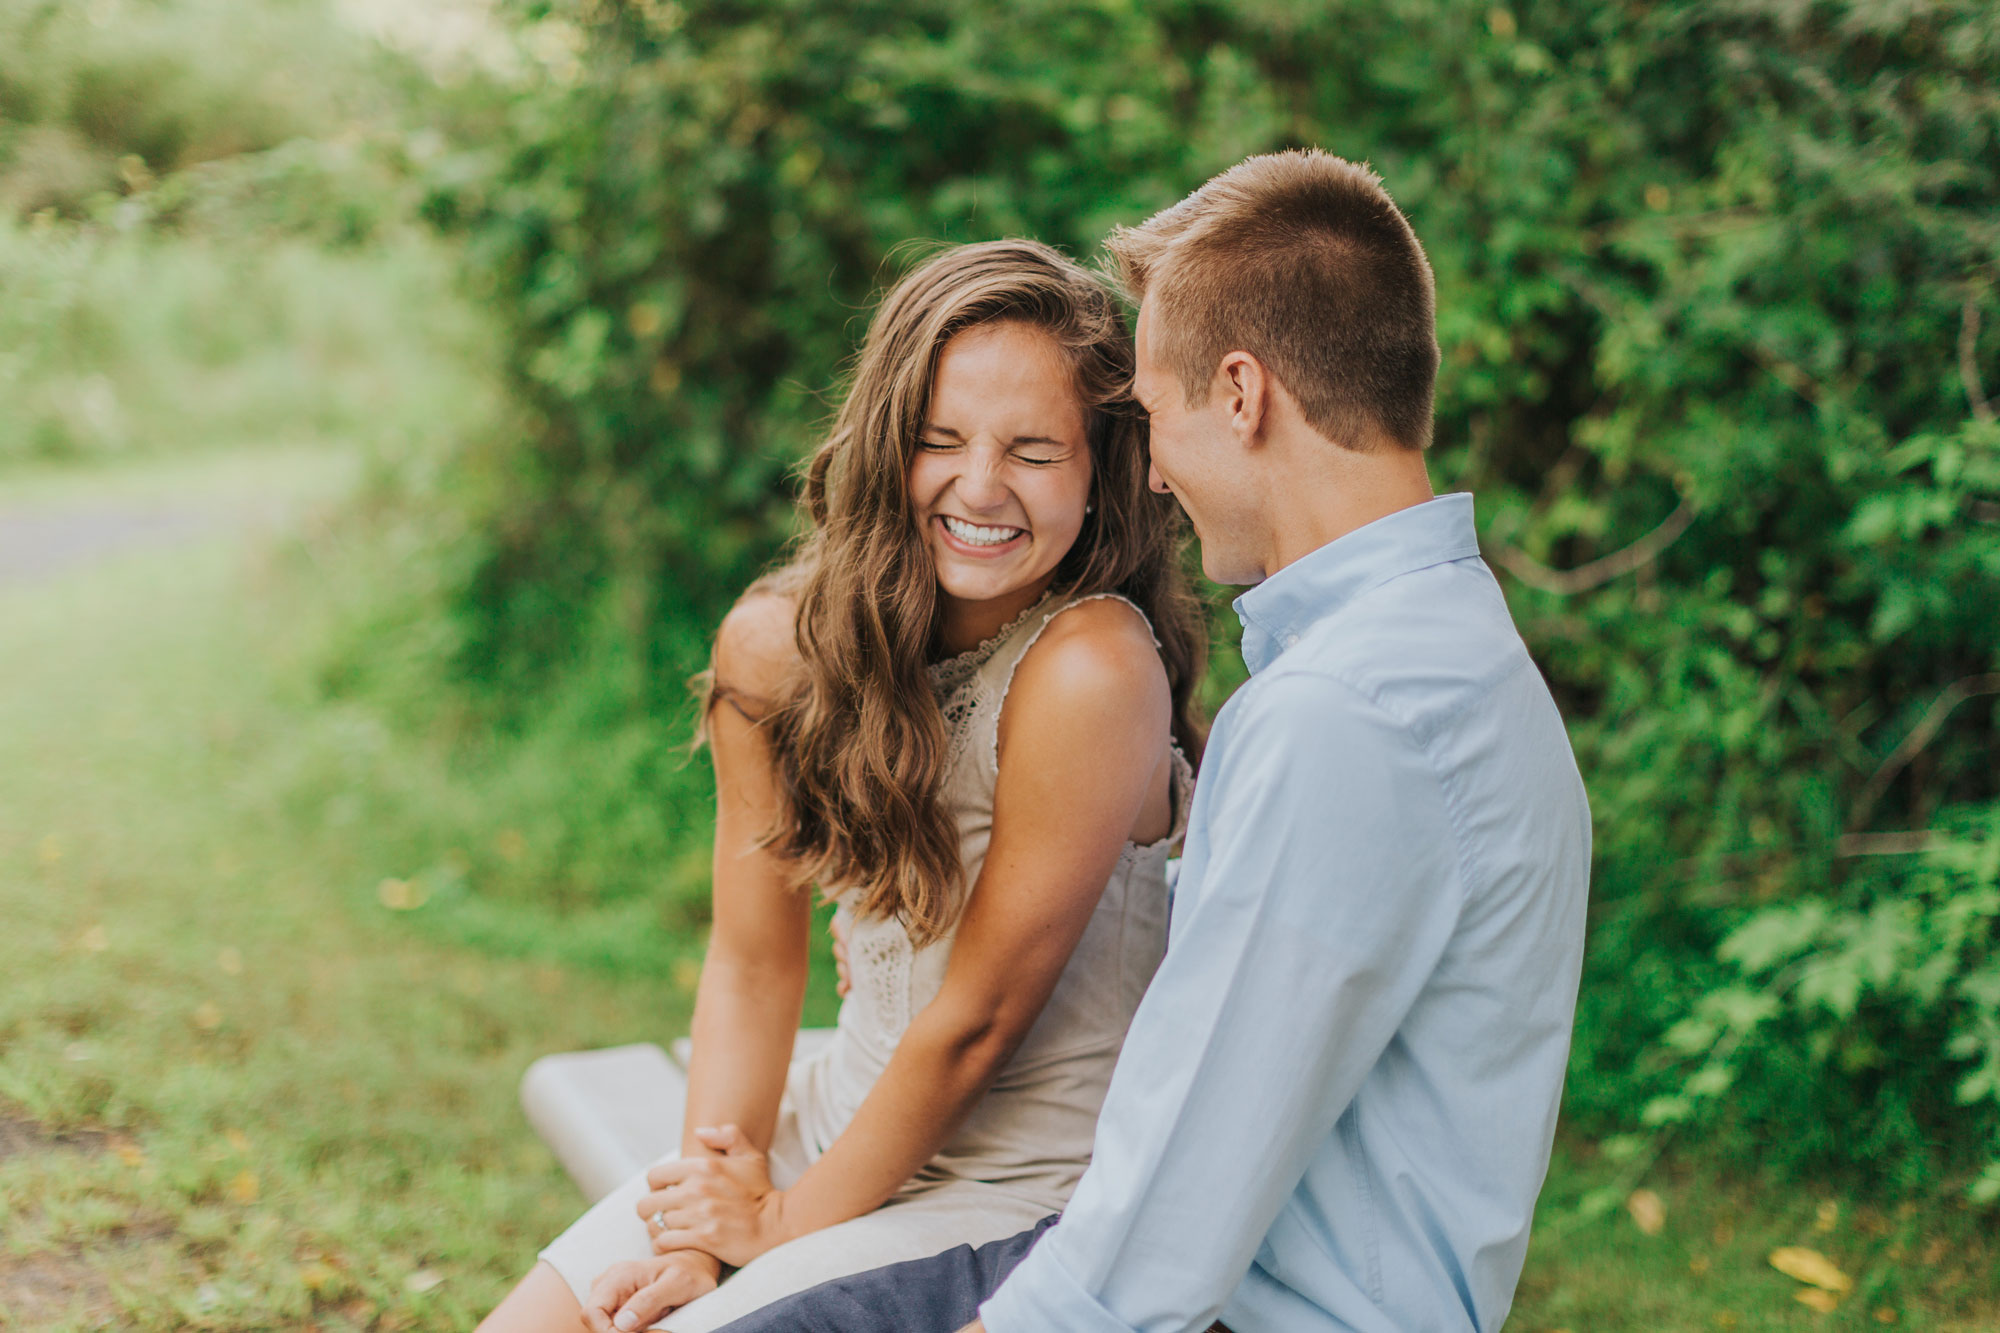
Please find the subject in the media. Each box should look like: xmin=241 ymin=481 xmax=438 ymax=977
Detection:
xmin=709 ymin=149 xmax=1592 ymax=1333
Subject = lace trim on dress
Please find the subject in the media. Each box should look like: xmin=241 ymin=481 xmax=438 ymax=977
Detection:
xmin=927 ymin=589 xmax=1058 ymax=775
xmin=937 ymin=683 xmax=990 ymax=774
xmin=923 ymin=590 xmax=1058 ymax=698
xmin=848 ymin=915 xmax=914 ymax=1035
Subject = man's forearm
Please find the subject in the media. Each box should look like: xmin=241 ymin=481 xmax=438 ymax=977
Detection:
xmin=955 ymin=1321 xmax=984 ymax=1333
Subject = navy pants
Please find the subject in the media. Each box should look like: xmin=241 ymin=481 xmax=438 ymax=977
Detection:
xmin=709 ymin=1215 xmax=1057 ymax=1333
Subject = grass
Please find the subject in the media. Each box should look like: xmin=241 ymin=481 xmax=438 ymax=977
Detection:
xmin=0 ymin=0 xmax=505 ymax=474
xmin=1516 ymin=1146 xmax=2000 ymax=1331
xmin=0 ymin=450 xmax=676 ymax=1331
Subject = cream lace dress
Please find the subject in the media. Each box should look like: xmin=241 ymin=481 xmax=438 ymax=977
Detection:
xmin=538 ymin=591 xmax=1191 ymax=1331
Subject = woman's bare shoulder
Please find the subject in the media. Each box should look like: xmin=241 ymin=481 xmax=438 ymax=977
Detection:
xmin=1008 ymin=595 xmax=1169 ymax=719
xmin=714 ymin=586 xmax=800 ymax=703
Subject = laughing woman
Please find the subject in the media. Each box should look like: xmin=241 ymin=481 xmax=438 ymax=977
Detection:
xmin=477 ymin=240 xmax=1205 ymax=1333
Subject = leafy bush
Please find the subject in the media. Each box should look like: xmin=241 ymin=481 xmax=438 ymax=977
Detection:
xmin=429 ymin=0 xmax=2000 ymax=1197
xmin=0 ymin=0 xmax=511 ymax=470
xmin=0 ymin=215 xmax=497 ymax=468
xmin=0 ymin=0 xmax=392 ymax=218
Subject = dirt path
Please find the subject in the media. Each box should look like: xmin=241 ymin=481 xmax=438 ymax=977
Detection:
xmin=0 ymin=503 xmax=220 ymax=584
xmin=0 ymin=450 xmax=348 ymax=588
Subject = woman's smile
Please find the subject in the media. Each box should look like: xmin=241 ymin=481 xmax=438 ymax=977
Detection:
xmin=936 ymin=514 xmax=1029 ymax=554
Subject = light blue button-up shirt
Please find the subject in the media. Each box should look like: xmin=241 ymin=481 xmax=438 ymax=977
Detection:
xmin=980 ymin=493 xmax=1591 ymax=1333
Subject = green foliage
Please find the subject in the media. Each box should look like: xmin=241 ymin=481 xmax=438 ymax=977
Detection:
xmin=0 ymin=217 xmax=495 ymax=468
xmin=302 ymin=503 xmax=723 ymax=939
xmin=1643 ymin=814 xmax=2000 ymax=1201
xmin=0 ymin=0 xmax=501 ymax=471
xmin=0 ymin=0 xmax=727 ymax=991
xmin=1485 ymin=2 xmax=2000 ymax=1197
xmin=0 ymin=0 xmax=392 ymax=218
xmin=431 ymin=0 xmax=2000 ymax=1199
xmin=427 ymin=0 xmax=1284 ymax=696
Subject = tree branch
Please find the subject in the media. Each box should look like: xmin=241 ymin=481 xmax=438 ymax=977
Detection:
xmin=1747 ymin=342 xmax=1823 ymax=405
xmin=1963 ymin=294 xmax=1996 ymax=426
xmin=1836 ymin=831 xmax=1942 ymax=857
xmin=1847 ymin=673 xmax=2000 ymax=831
xmin=1485 ymin=498 xmax=1698 ymax=596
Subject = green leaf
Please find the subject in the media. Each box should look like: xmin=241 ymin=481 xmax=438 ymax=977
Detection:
xmin=1704 ymin=986 xmax=1782 ymax=1031
xmin=1798 ymin=959 xmax=1866 ymax=1021
xmin=1686 ymin=1065 xmax=1735 ymax=1098
xmin=1600 ymin=1134 xmax=1651 ymax=1163
xmin=1969 ymin=1162 xmax=2000 ymax=1208
xmin=1719 ymin=903 xmax=1828 ymax=973
xmin=1577 ymin=1186 xmax=1627 ymax=1221
xmin=1640 ymin=1095 xmax=1694 ymax=1127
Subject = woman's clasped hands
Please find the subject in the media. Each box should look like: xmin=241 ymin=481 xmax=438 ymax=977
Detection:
xmin=640 ymin=1124 xmax=794 ymax=1266
xmin=581 ymin=1251 xmax=718 ymax=1333
xmin=584 ymin=1125 xmax=792 ymax=1331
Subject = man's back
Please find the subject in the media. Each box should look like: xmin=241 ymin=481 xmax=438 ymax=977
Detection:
xmin=982 ymin=493 xmax=1590 ymax=1332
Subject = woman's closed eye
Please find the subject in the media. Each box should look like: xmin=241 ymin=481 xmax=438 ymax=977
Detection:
xmin=917 ymin=425 xmax=1072 ymax=465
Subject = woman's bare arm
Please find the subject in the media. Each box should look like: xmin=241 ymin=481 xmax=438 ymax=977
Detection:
xmin=679 ymin=592 xmax=814 ymax=1159
xmin=591 ymin=593 xmax=810 ymax=1327
xmin=651 ymin=599 xmax=1173 ymax=1262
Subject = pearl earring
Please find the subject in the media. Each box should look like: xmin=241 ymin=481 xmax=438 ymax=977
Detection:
xmin=1085 ymin=503 xmax=1095 ymax=515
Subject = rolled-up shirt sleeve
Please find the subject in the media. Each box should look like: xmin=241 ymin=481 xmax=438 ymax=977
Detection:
xmin=981 ymin=670 xmax=1466 ymax=1333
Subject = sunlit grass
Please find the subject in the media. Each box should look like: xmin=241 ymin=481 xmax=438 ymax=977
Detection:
xmin=1516 ymin=1143 xmax=2000 ymax=1331
xmin=0 ymin=455 xmax=672 ymax=1330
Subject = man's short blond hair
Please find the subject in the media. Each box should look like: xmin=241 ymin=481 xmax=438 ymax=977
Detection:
xmin=1106 ymin=149 xmax=1439 ymax=451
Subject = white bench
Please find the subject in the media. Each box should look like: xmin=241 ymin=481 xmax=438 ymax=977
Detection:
xmin=522 ymin=1030 xmax=837 ymax=1202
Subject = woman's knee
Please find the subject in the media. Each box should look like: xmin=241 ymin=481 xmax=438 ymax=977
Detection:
xmin=476 ymin=1259 xmax=585 ymax=1333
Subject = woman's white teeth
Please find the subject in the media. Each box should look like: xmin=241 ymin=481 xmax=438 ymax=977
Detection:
xmin=942 ymin=516 xmax=1022 ymax=547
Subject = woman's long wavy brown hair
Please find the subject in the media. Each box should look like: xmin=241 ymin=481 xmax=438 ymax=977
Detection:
xmin=718 ymin=239 xmax=1207 ymax=945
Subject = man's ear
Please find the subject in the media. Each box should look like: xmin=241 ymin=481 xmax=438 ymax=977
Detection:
xmin=1216 ymin=351 xmax=1269 ymax=448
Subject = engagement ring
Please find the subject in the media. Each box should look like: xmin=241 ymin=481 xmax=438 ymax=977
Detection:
xmin=651 ymin=1210 xmax=665 ymax=1229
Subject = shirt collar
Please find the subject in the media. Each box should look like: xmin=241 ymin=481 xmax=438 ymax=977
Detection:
xmin=1232 ymin=492 xmax=1481 ymax=675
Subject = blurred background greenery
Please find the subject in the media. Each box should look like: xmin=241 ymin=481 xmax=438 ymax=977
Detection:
xmin=2 ymin=0 xmax=1996 ymax=1328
